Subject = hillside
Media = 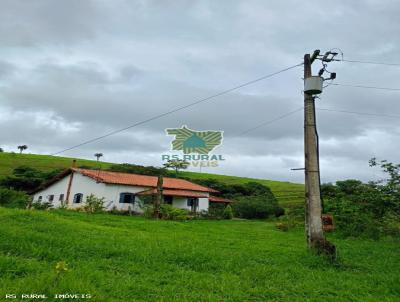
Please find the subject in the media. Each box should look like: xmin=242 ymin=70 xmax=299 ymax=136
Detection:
xmin=0 ymin=152 xmax=304 ymax=206
xmin=0 ymin=208 xmax=399 ymax=302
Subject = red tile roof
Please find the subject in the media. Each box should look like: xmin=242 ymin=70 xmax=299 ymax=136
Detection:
xmin=74 ymin=168 xmax=217 ymax=193
xmin=137 ymin=188 xmax=208 ymax=198
xmin=209 ymin=196 xmax=234 ymax=203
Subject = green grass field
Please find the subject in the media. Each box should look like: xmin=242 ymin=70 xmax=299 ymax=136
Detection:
xmin=0 ymin=208 xmax=399 ymax=302
xmin=0 ymin=152 xmax=304 ymax=206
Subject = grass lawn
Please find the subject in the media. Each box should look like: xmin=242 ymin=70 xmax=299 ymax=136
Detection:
xmin=0 ymin=152 xmax=304 ymax=207
xmin=0 ymin=208 xmax=399 ymax=302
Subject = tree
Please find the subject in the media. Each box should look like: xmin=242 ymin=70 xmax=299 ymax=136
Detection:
xmin=94 ymin=153 xmax=103 ymax=161
xmin=369 ymin=158 xmax=400 ymax=215
xmin=17 ymin=145 xmax=28 ymax=154
xmin=0 ymin=166 xmax=62 ymax=192
xmin=319 ymin=159 xmax=400 ymax=239
xmin=0 ymin=147 xmax=3 ymax=152
xmin=163 ymin=159 xmax=190 ymax=175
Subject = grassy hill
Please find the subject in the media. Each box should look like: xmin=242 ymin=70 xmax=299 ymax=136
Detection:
xmin=0 ymin=152 xmax=304 ymax=206
xmin=0 ymin=207 xmax=399 ymax=302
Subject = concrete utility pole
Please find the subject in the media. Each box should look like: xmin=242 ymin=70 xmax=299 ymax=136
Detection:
xmin=304 ymin=51 xmax=324 ymax=247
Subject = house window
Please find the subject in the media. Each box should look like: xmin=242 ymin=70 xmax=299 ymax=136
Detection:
xmin=73 ymin=193 xmax=83 ymax=203
xmin=48 ymin=195 xmax=54 ymax=202
xmin=164 ymin=196 xmax=173 ymax=205
xmin=59 ymin=194 xmax=64 ymax=202
xmin=38 ymin=196 xmax=42 ymax=202
xmin=119 ymin=193 xmax=135 ymax=204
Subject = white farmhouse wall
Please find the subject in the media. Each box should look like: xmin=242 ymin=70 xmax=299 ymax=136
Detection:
xmin=172 ymin=195 xmax=209 ymax=212
xmin=32 ymin=171 xmax=211 ymax=212
xmin=64 ymin=173 xmax=149 ymax=212
xmin=198 ymin=197 xmax=209 ymax=211
xmin=172 ymin=197 xmax=189 ymax=210
xmin=32 ymin=176 xmax=70 ymax=208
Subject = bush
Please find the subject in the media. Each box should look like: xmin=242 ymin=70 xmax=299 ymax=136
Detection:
xmin=276 ymin=214 xmax=301 ymax=231
xmin=0 ymin=166 xmax=63 ymax=192
xmin=184 ymin=179 xmax=277 ymax=201
xmin=31 ymin=201 xmax=53 ymax=210
xmin=142 ymin=204 xmax=189 ymax=220
xmin=324 ymin=193 xmax=400 ymax=239
xmin=208 ymin=203 xmax=225 ymax=219
xmin=274 ymin=206 xmax=285 ymax=217
xmin=0 ymin=188 xmax=30 ymax=208
xmin=160 ymin=204 xmax=189 ymax=220
xmin=83 ymin=194 xmax=105 ymax=213
xmin=233 ymin=196 xmax=280 ymax=219
xmin=222 ymin=205 xmax=233 ymax=219
xmin=142 ymin=205 xmax=155 ymax=218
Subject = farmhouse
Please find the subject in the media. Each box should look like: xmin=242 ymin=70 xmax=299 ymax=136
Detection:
xmin=31 ymin=168 xmax=231 ymax=212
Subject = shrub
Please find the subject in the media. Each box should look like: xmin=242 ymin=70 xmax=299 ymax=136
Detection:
xmin=142 ymin=204 xmax=189 ymax=220
xmin=142 ymin=205 xmax=155 ymax=218
xmin=324 ymin=193 xmax=400 ymax=239
xmin=0 ymin=166 xmax=63 ymax=192
xmin=274 ymin=206 xmax=285 ymax=217
xmin=184 ymin=179 xmax=277 ymax=201
xmin=222 ymin=205 xmax=233 ymax=219
xmin=276 ymin=214 xmax=301 ymax=231
xmin=83 ymin=194 xmax=105 ymax=213
xmin=233 ymin=196 xmax=280 ymax=219
xmin=208 ymin=203 xmax=225 ymax=219
xmin=31 ymin=201 xmax=53 ymax=210
xmin=160 ymin=204 xmax=189 ymax=221
xmin=109 ymin=206 xmax=131 ymax=216
xmin=0 ymin=188 xmax=31 ymax=208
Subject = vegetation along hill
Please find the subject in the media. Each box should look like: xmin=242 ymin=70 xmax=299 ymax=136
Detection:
xmin=0 ymin=152 xmax=304 ymax=207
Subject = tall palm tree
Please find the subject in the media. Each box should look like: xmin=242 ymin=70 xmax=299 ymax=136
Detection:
xmin=17 ymin=145 xmax=28 ymax=154
xmin=94 ymin=153 xmax=103 ymax=161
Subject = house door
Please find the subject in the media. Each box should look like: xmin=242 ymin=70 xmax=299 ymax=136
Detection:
xmin=188 ymin=198 xmax=199 ymax=213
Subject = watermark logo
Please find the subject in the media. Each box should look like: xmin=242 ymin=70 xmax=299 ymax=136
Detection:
xmin=162 ymin=125 xmax=225 ymax=168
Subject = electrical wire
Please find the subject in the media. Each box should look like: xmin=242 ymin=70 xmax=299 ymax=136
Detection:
xmin=340 ymin=59 xmax=400 ymax=67
xmin=51 ymin=63 xmax=303 ymax=156
xmin=238 ymin=107 xmax=303 ymax=135
xmin=317 ymin=108 xmax=400 ymax=119
xmin=330 ymin=83 xmax=400 ymax=91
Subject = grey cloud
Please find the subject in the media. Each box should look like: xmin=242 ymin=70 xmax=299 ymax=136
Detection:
xmin=0 ymin=0 xmax=105 ymax=47
xmin=0 ymin=60 xmax=16 ymax=79
xmin=1 ymin=0 xmax=399 ymax=183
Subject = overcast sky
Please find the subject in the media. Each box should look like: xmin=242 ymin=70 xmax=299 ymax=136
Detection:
xmin=1 ymin=0 xmax=399 ymax=183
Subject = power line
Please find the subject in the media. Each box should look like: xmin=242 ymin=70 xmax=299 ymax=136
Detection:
xmin=340 ymin=59 xmax=400 ymax=67
xmin=317 ymin=108 xmax=400 ymax=119
xmin=51 ymin=63 xmax=303 ymax=156
xmin=330 ymin=83 xmax=400 ymax=91
xmin=238 ymin=107 xmax=303 ymax=135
